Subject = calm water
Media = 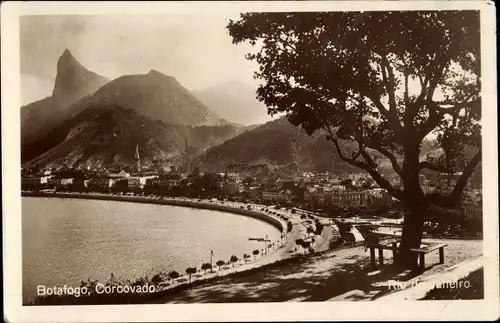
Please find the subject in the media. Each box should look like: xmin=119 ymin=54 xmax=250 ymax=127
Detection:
xmin=22 ymin=197 xmax=280 ymax=302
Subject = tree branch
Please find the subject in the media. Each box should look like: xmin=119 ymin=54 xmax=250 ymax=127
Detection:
xmin=380 ymin=55 xmax=399 ymax=116
xmin=418 ymin=161 xmax=450 ymax=173
xmin=418 ymin=97 xmax=480 ymax=139
xmin=359 ymin=148 xmax=378 ymax=169
xmin=415 ymin=67 xmax=426 ymax=89
xmin=449 ymin=148 xmax=482 ymax=199
xmin=278 ymin=35 xmax=298 ymax=54
xmin=365 ymin=93 xmax=390 ymax=119
xmin=327 ymin=132 xmax=403 ymax=200
xmin=381 ymin=55 xmax=396 ymax=109
xmin=434 ymin=98 xmax=480 ymax=116
xmin=425 ymin=149 xmax=482 ymax=207
xmin=368 ymin=142 xmax=403 ymax=177
xmin=364 ymin=93 xmax=404 ymax=137
xmin=404 ymin=69 xmax=410 ymax=109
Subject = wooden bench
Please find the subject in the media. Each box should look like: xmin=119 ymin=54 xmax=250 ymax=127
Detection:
xmin=411 ymin=243 xmax=447 ymax=272
xmin=367 ymin=240 xmax=400 ymax=269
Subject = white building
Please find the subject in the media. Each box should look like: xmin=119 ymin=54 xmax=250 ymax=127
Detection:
xmin=21 ymin=176 xmax=49 ymax=186
xmin=127 ymin=176 xmax=157 ymax=189
xmin=262 ymin=191 xmax=279 ymax=202
xmin=462 ymin=203 xmax=482 ymax=219
xmin=347 ymin=173 xmax=369 ymax=181
xmin=227 ymin=172 xmax=241 ymax=183
xmin=108 ymin=170 xmax=130 ymax=178
xmin=89 ymin=178 xmax=115 ymax=188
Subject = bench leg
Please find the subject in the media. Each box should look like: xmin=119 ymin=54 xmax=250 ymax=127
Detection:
xmin=439 ymin=247 xmax=445 ymax=264
xmin=419 ymin=253 xmax=425 ymax=272
xmin=370 ymin=248 xmax=376 ymax=269
xmin=379 ymin=248 xmax=384 ymax=265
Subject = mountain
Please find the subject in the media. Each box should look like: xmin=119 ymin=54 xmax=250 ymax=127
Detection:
xmin=21 ymin=50 xmax=241 ymax=166
xmin=23 ymin=103 xmax=243 ymax=169
xmin=190 ymin=116 xmax=449 ymax=177
xmin=190 ymin=117 xmax=362 ymax=174
xmin=21 ymin=50 xmax=110 ymax=151
xmin=192 ymin=81 xmax=273 ymax=126
xmin=91 ymin=70 xmax=223 ymax=126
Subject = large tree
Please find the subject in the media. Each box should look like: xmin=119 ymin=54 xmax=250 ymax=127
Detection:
xmin=227 ymin=11 xmax=481 ymax=269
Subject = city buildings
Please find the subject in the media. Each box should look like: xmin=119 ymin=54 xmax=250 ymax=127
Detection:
xmin=127 ymin=175 xmax=157 ymax=189
xmin=20 ymin=163 xmax=479 ymax=222
xmin=21 ymin=176 xmax=49 ymax=187
xmin=89 ymin=178 xmax=115 ymax=188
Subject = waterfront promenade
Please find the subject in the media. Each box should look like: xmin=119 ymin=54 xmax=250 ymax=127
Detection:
xmin=155 ymin=238 xmax=482 ymax=303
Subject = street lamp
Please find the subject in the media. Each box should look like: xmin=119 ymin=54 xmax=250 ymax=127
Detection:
xmin=264 ymin=234 xmax=268 ymax=254
xmin=210 ymin=249 xmax=214 ymax=272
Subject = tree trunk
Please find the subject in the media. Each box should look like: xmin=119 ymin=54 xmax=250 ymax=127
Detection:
xmin=396 ymin=138 xmax=427 ymax=270
xmin=396 ymin=205 xmax=426 ymax=270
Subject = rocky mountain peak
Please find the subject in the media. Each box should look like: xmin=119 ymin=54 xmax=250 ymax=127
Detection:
xmin=52 ymin=49 xmax=109 ymax=107
xmin=58 ymin=49 xmax=78 ymax=65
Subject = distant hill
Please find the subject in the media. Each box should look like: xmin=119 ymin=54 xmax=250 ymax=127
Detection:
xmin=192 ymin=81 xmax=273 ymax=126
xmin=92 ymin=70 xmax=223 ymax=126
xmin=190 ymin=117 xmax=362 ymax=174
xmin=23 ymin=104 xmax=242 ymax=169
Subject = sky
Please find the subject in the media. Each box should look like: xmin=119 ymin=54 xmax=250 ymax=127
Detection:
xmin=20 ymin=14 xmax=261 ymax=105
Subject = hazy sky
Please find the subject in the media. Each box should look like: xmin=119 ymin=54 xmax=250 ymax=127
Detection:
xmin=20 ymin=14 xmax=260 ymax=105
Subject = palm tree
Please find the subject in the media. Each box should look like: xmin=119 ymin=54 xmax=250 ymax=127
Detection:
xmin=252 ymin=249 xmax=259 ymax=260
xmin=302 ymin=241 xmax=311 ymax=254
xmin=295 ymin=238 xmax=305 ymax=253
xmin=216 ymin=260 xmax=225 ymax=270
xmin=243 ymin=253 xmax=251 ymax=262
xmin=151 ymin=273 xmax=164 ymax=286
xmin=185 ymin=267 xmax=197 ymax=283
xmin=201 ymin=263 xmax=212 ymax=274
xmin=229 ymin=255 xmax=239 ymax=267
xmin=168 ymin=270 xmax=179 ymax=283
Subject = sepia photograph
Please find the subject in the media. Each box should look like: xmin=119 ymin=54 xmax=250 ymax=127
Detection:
xmin=2 ymin=1 xmax=498 ymax=322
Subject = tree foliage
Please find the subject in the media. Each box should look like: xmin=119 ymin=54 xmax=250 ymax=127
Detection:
xmin=201 ymin=263 xmax=212 ymax=274
xmin=229 ymin=255 xmax=239 ymax=267
xmin=168 ymin=270 xmax=179 ymax=281
xmin=216 ymin=260 xmax=225 ymax=270
xmin=185 ymin=267 xmax=197 ymax=283
xmin=227 ymin=11 xmax=481 ymax=209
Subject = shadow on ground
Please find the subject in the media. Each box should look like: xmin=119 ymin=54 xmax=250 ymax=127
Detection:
xmin=155 ymin=250 xmax=415 ymax=303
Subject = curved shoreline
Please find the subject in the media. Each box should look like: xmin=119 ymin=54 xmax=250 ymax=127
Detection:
xmin=21 ymin=191 xmax=286 ymax=234
xmin=22 ymin=192 xmax=341 ymax=305
xmin=22 ymin=191 xmax=304 ymax=305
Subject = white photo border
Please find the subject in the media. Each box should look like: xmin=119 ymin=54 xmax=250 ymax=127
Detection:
xmin=2 ymin=1 xmax=498 ymax=322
